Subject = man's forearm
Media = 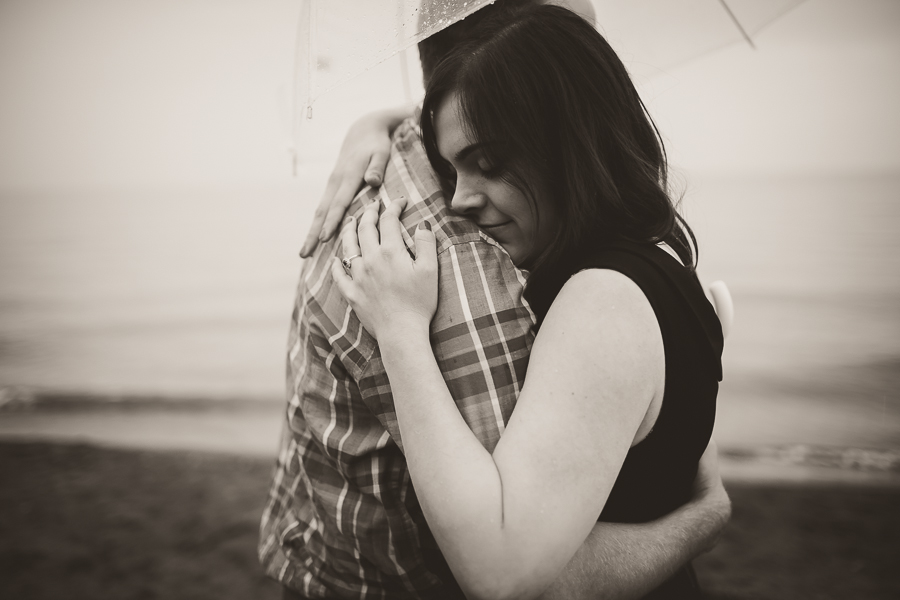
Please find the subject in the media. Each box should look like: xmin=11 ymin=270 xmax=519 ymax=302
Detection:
xmin=539 ymin=492 xmax=731 ymax=600
xmin=375 ymin=103 xmax=418 ymax=134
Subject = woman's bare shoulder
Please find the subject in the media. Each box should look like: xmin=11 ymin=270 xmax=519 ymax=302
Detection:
xmin=547 ymin=267 xmax=655 ymax=331
xmin=526 ymin=267 xmax=664 ymax=398
xmin=530 ymin=267 xmax=665 ymax=444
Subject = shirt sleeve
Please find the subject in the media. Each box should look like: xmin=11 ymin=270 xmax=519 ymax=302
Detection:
xmin=428 ymin=239 xmax=535 ymax=452
xmin=355 ymin=119 xmax=535 ymax=453
xmin=358 ymin=237 xmax=534 ymax=455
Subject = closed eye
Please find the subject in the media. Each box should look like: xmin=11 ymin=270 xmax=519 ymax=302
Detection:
xmin=478 ymin=161 xmax=505 ymax=179
xmin=473 ymin=147 xmax=506 ymax=179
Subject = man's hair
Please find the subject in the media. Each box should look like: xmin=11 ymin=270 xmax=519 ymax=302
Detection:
xmin=417 ymin=0 xmax=539 ymax=84
xmin=420 ymin=4 xmax=698 ymax=321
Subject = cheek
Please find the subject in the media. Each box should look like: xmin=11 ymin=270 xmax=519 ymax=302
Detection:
xmin=536 ymin=210 xmax=557 ymax=244
xmin=518 ymin=200 xmax=542 ymax=242
xmin=505 ymin=191 xmax=536 ymax=228
xmin=519 ymin=217 xmax=538 ymax=246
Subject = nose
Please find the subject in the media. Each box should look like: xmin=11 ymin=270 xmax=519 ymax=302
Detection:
xmin=449 ymin=179 xmax=487 ymax=215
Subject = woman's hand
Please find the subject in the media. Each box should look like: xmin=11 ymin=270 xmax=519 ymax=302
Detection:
xmin=299 ymin=106 xmax=414 ymax=257
xmin=331 ymin=197 xmax=438 ymax=342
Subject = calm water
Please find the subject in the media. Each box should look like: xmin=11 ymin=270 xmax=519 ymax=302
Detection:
xmin=1 ymin=170 xmax=898 ymax=447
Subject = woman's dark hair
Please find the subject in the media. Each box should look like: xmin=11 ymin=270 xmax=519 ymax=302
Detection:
xmin=421 ymin=4 xmax=698 ymax=319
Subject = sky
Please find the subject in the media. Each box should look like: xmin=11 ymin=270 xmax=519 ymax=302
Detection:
xmin=0 ymin=0 xmax=898 ymax=190
xmin=644 ymin=0 xmax=900 ymax=174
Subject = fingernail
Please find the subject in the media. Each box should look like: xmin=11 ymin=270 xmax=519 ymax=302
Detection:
xmin=423 ymin=220 xmax=432 ymax=231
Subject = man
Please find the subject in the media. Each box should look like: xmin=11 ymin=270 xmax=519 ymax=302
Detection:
xmin=260 ymin=2 xmax=730 ymax=598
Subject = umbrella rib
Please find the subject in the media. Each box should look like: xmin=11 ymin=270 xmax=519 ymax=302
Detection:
xmin=717 ymin=0 xmax=756 ymax=49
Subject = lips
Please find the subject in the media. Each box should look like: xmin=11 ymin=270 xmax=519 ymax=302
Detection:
xmin=479 ymin=220 xmax=512 ymax=231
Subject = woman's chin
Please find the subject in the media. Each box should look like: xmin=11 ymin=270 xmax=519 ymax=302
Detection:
xmin=505 ymin=246 xmax=532 ymax=270
xmin=485 ymin=234 xmax=531 ymax=269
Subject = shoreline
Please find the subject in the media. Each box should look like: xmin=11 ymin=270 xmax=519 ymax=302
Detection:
xmin=2 ymin=389 xmax=898 ymax=487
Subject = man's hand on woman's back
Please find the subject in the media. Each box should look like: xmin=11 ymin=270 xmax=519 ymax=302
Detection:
xmin=299 ymin=106 xmax=414 ymax=257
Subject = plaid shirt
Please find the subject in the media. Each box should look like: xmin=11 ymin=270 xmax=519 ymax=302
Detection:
xmin=259 ymin=119 xmax=536 ymax=599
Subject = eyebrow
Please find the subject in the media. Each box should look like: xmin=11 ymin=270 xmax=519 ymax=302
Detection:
xmin=455 ymin=141 xmax=499 ymax=162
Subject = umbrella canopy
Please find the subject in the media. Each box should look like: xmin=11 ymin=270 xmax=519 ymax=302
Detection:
xmin=290 ymin=0 xmax=493 ymax=169
xmin=593 ymin=0 xmax=806 ymax=81
xmin=290 ymin=0 xmax=805 ymax=167
xmin=294 ymin=0 xmax=493 ymax=115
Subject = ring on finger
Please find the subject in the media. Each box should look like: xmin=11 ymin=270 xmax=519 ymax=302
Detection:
xmin=341 ymin=254 xmax=361 ymax=273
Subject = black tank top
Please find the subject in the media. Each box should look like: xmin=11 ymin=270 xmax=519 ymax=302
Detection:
xmin=426 ymin=241 xmax=723 ymax=599
xmin=571 ymin=241 xmax=724 ymax=598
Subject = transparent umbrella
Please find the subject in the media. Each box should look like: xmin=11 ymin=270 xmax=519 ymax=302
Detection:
xmin=290 ymin=0 xmax=805 ymax=169
xmin=290 ymin=0 xmax=494 ymax=171
xmin=592 ymin=0 xmax=806 ymax=81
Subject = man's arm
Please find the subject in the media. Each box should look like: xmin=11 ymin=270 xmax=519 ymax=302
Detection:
xmin=540 ymin=440 xmax=731 ymax=600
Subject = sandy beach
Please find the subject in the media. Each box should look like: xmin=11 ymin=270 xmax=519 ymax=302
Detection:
xmin=1 ymin=432 xmax=898 ymax=600
xmin=2 ymin=391 xmax=900 ymax=599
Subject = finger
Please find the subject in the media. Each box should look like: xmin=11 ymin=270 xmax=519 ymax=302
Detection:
xmin=331 ymin=256 xmax=355 ymax=299
xmin=357 ymin=199 xmax=381 ymax=255
xmin=378 ymin=196 xmax=408 ymax=250
xmin=300 ymin=203 xmax=329 ymax=257
xmin=692 ymin=439 xmax=722 ymax=497
xmin=414 ymin=221 xmax=437 ymax=270
xmin=697 ymin=439 xmax=717 ymax=469
xmin=707 ymin=281 xmax=733 ymax=340
xmin=364 ymin=149 xmax=390 ymax=187
xmin=300 ymin=166 xmax=350 ymax=257
xmin=321 ymin=178 xmax=364 ymax=243
xmin=341 ymin=216 xmax=361 ymax=267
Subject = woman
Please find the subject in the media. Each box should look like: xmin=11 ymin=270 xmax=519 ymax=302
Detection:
xmin=331 ymin=5 xmax=722 ymax=599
